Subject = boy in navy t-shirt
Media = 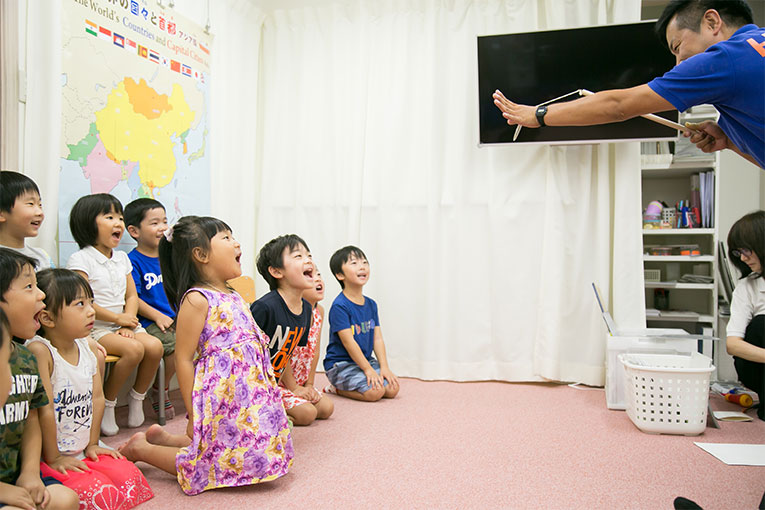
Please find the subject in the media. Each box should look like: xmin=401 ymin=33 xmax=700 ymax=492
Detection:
xmin=324 ymin=245 xmax=399 ymax=402
xmin=125 ymin=198 xmax=176 ymax=419
xmin=250 ymin=234 xmax=333 ymax=426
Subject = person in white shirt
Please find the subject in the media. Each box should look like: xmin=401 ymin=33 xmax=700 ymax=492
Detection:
xmin=66 ymin=194 xmax=163 ymax=435
xmin=726 ymin=210 xmax=764 ymax=421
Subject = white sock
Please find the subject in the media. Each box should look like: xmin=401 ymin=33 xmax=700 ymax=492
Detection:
xmin=101 ymin=399 xmax=119 ymax=436
xmin=128 ymin=388 xmax=146 ymax=428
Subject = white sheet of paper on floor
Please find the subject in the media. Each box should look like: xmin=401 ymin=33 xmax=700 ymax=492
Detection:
xmin=712 ymin=411 xmax=753 ymax=422
xmin=694 ymin=443 xmax=765 ymax=466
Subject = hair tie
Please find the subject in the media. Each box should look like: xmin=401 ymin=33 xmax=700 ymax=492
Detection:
xmin=163 ymin=225 xmax=174 ymax=242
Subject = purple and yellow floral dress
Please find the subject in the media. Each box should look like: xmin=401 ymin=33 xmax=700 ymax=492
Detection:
xmin=175 ymin=288 xmax=293 ymax=495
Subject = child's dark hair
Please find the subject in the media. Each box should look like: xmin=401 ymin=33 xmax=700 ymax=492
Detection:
xmin=124 ymin=198 xmax=166 ymax=237
xmin=159 ymin=215 xmax=232 ymax=311
xmin=0 ymin=171 xmax=41 ymax=213
xmin=0 ymin=247 xmax=38 ymax=301
xmin=256 ymin=234 xmax=310 ymax=291
xmin=35 ymin=269 xmax=94 ymax=334
xmin=69 ymin=194 xmax=124 ymax=249
xmin=0 ymin=308 xmax=9 ymax=349
xmin=329 ymin=246 xmax=367 ymax=289
xmin=727 ymin=210 xmax=764 ymax=279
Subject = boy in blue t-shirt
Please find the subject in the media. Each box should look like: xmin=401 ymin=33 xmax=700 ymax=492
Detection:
xmin=324 ymin=245 xmax=399 ymax=401
xmin=125 ymin=198 xmax=175 ymax=419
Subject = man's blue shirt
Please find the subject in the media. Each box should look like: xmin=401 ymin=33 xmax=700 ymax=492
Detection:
xmin=648 ymin=24 xmax=765 ymax=168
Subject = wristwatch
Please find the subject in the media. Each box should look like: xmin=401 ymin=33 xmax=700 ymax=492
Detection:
xmin=535 ymin=105 xmax=548 ymax=127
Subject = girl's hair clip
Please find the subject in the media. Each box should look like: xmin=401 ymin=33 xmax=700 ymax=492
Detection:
xmin=163 ymin=226 xmax=174 ymax=242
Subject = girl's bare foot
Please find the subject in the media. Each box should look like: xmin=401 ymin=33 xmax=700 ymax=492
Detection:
xmin=145 ymin=424 xmax=172 ymax=446
xmin=118 ymin=432 xmax=148 ymax=462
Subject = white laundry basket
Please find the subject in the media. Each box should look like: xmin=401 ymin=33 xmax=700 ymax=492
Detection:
xmin=618 ymin=352 xmax=715 ymax=435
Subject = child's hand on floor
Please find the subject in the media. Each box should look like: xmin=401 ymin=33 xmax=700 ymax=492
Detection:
xmin=48 ymin=454 xmax=91 ymax=474
xmin=85 ymin=444 xmax=123 ymax=461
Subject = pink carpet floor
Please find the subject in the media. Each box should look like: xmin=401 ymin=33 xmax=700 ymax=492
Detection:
xmin=107 ymin=374 xmax=764 ymax=509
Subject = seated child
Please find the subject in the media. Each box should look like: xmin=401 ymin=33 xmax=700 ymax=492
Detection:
xmin=28 ymin=268 xmax=154 ymax=509
xmin=250 ymin=235 xmax=323 ymax=425
xmin=125 ymin=198 xmax=176 ymax=419
xmin=324 ymin=246 xmax=400 ymax=401
xmin=66 ymin=193 xmax=163 ymax=435
xmin=0 ymin=171 xmax=54 ymax=270
xmin=119 ymin=216 xmax=293 ymax=495
xmin=279 ymin=269 xmax=334 ymax=423
xmin=0 ymin=248 xmax=79 ymax=510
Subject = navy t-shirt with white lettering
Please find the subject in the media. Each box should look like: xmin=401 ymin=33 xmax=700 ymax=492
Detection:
xmin=250 ymin=290 xmax=311 ymax=380
xmin=129 ymin=248 xmax=176 ymax=328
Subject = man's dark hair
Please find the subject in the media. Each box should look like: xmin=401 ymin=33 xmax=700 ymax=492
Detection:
xmin=69 ymin=194 xmax=124 ymax=249
xmin=256 ymin=234 xmax=310 ymax=291
xmin=656 ymin=0 xmax=753 ymax=45
xmin=727 ymin=210 xmax=764 ymax=280
xmin=124 ymin=198 xmax=166 ymax=238
xmin=35 ymin=268 xmax=94 ymax=324
xmin=329 ymin=245 xmax=367 ymax=289
xmin=0 ymin=171 xmax=40 ymax=213
xmin=0 ymin=248 xmax=37 ymax=302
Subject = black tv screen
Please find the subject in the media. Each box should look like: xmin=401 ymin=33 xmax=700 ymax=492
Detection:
xmin=478 ymin=21 xmax=679 ymax=145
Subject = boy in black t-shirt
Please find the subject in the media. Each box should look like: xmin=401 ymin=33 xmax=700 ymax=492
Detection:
xmin=250 ymin=235 xmax=332 ymax=426
xmin=0 ymin=248 xmax=79 ymax=510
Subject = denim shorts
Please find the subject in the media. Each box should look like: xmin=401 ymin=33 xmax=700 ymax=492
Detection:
xmin=326 ymin=358 xmax=388 ymax=394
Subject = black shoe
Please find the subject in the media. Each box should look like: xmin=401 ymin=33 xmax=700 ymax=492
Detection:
xmin=674 ymin=497 xmax=703 ymax=510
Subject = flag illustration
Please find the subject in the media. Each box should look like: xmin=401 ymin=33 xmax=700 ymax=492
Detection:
xmin=98 ymin=26 xmax=112 ymax=41
xmin=85 ymin=20 xmax=97 ymax=37
xmin=181 ymin=64 xmax=192 ymax=77
xmin=113 ymin=33 xmax=125 ymax=48
xmin=126 ymin=38 xmax=137 ymax=49
xmin=160 ymin=56 xmax=170 ymax=68
xmin=199 ymin=43 xmax=210 ymax=55
xmin=138 ymin=45 xmax=148 ymax=58
xmin=170 ymin=60 xmax=181 ymax=73
xmin=148 ymin=50 xmax=160 ymax=63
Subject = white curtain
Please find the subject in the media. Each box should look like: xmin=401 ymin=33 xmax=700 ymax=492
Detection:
xmin=255 ymin=0 xmax=645 ymax=385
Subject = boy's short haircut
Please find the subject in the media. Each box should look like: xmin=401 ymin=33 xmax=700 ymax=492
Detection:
xmin=0 ymin=171 xmax=40 ymax=213
xmin=256 ymin=234 xmax=310 ymax=291
xmin=69 ymin=193 xmax=124 ymax=249
xmin=0 ymin=308 xmax=9 ymax=347
xmin=0 ymin=248 xmax=38 ymax=301
xmin=35 ymin=268 xmax=94 ymax=320
xmin=329 ymin=245 xmax=367 ymax=289
xmin=124 ymin=198 xmax=165 ymax=234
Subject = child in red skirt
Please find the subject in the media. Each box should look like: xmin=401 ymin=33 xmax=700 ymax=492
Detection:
xmin=27 ymin=268 xmax=153 ymax=509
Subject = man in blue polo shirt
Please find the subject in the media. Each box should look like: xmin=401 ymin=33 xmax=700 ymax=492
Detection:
xmin=492 ymin=0 xmax=764 ymax=169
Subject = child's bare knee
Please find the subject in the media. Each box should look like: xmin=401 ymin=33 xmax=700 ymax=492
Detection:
xmin=289 ymin=403 xmax=318 ymax=426
xmin=384 ymin=385 xmax=399 ymax=399
xmin=47 ymin=485 xmax=79 ymax=510
xmin=317 ymin=397 xmax=334 ymax=419
xmin=362 ymin=386 xmax=385 ymax=401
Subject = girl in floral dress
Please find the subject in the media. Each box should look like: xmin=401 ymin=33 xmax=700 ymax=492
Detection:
xmin=120 ymin=216 xmax=293 ymax=495
xmin=279 ymin=270 xmax=334 ymax=421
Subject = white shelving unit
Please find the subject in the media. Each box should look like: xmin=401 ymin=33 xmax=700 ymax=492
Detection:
xmin=640 ymin=110 xmax=720 ymax=336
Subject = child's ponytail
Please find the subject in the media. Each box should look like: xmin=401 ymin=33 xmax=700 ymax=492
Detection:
xmin=159 ymin=215 xmax=232 ymax=312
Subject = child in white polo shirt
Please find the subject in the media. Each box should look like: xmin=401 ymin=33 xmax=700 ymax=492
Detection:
xmin=66 ymin=194 xmax=163 ymax=435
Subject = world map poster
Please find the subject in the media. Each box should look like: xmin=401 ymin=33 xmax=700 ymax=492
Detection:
xmin=60 ymin=0 xmax=212 ymax=262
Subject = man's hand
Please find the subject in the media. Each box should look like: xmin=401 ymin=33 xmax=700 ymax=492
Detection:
xmin=684 ymin=121 xmax=728 ymax=154
xmin=48 ymin=454 xmax=90 ymax=474
xmin=117 ymin=327 xmax=135 ymax=338
xmin=155 ymin=314 xmax=175 ymax=333
xmin=380 ymin=367 xmax=399 ymax=390
xmin=15 ymin=472 xmax=49 ymax=509
xmin=492 ymin=90 xmax=539 ymax=128
xmin=115 ymin=313 xmax=140 ymax=329
xmin=364 ymin=367 xmax=385 ymax=390
xmin=85 ymin=444 xmax=123 ymax=461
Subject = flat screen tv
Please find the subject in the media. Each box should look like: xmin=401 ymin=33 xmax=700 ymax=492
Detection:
xmin=478 ymin=21 xmax=680 ymax=145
